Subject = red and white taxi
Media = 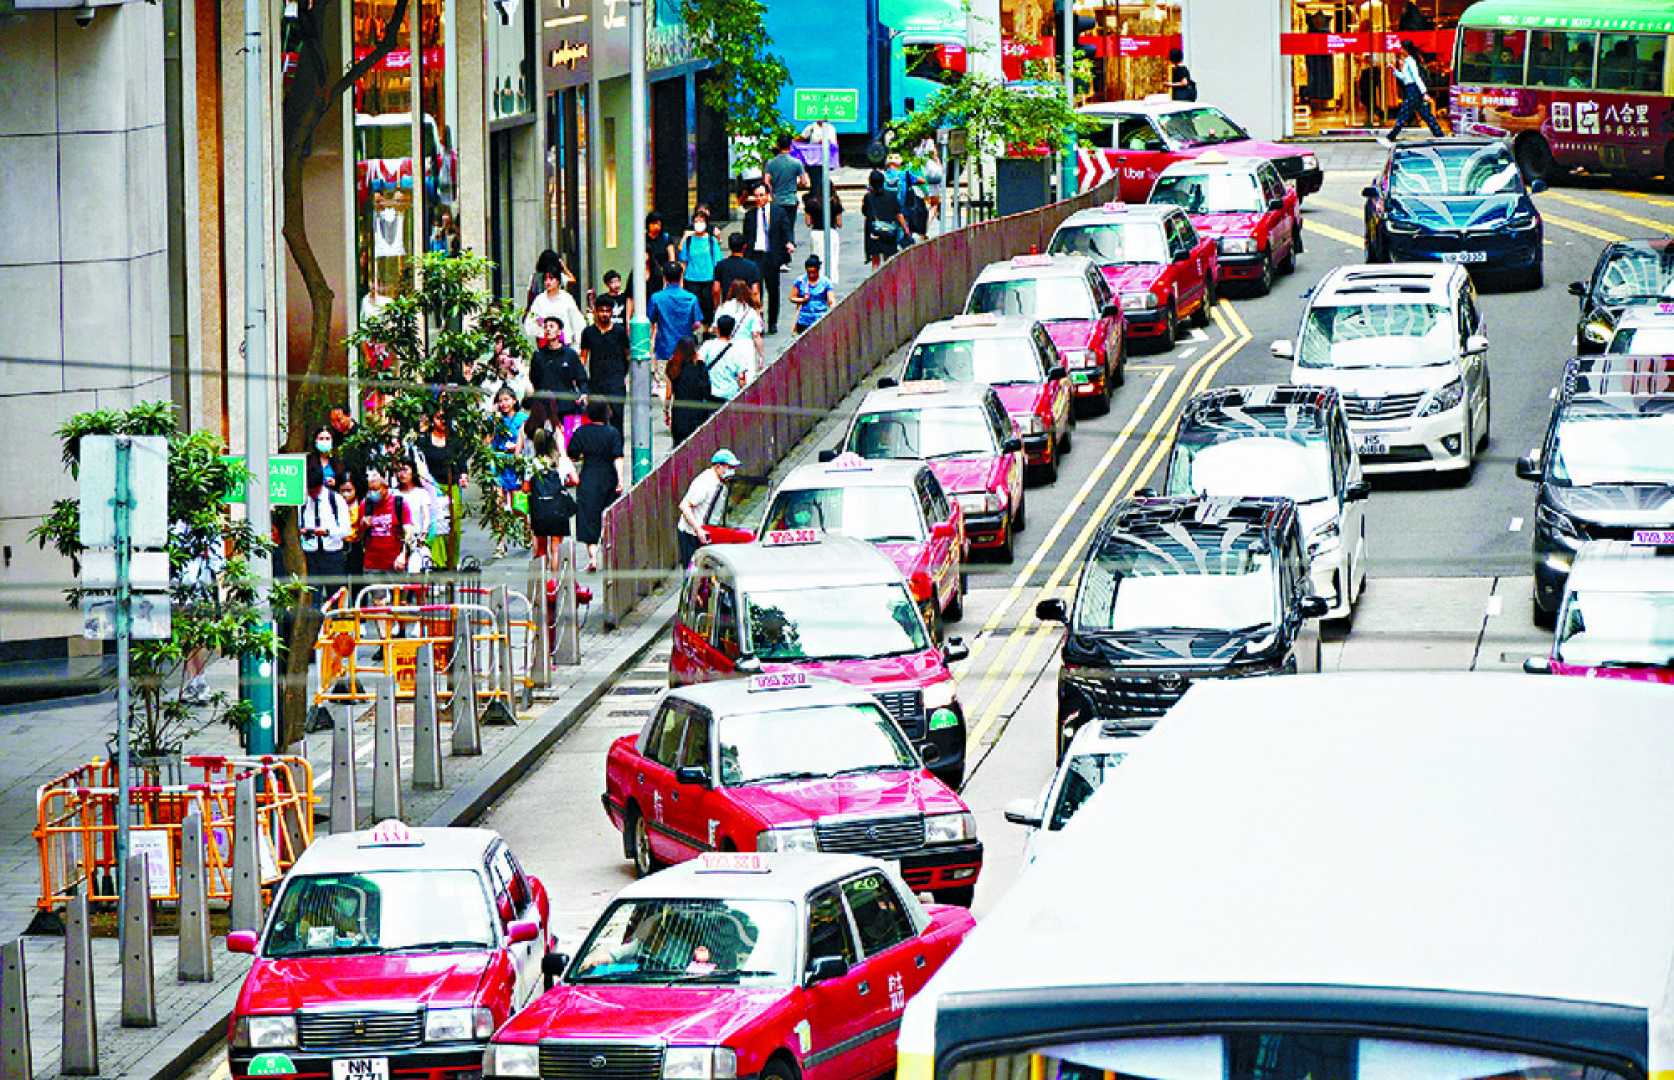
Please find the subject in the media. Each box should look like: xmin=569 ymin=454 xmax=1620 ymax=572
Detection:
xmin=963 ymin=256 xmax=1124 ymax=412
xmin=1075 ymin=100 xmax=1324 ymax=203
xmin=1527 ymin=539 xmax=1674 ymax=686
xmin=670 ymin=532 xmax=971 ymax=787
xmin=1150 ymin=152 xmax=1302 ymax=296
xmin=891 ymin=314 xmax=1075 ymax=478
xmin=224 ymin=822 xmax=552 ymax=1080
xmin=758 ymin=457 xmax=967 ymax=625
xmin=482 ymin=853 xmax=976 ymax=1080
xmin=603 ymin=676 xmax=983 ymax=902
xmin=834 ymin=381 xmax=1027 ymax=562
xmin=1048 ymin=203 xmax=1217 ymax=351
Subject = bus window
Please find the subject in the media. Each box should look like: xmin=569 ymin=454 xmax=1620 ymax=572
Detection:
xmin=1598 ymin=33 xmax=1666 ymax=93
xmin=1458 ymin=28 xmax=1525 ymax=85
xmin=1529 ymin=31 xmax=1597 ymax=89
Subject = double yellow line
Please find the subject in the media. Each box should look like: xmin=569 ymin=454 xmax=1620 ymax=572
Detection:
xmin=961 ymin=301 xmax=1256 ymax=753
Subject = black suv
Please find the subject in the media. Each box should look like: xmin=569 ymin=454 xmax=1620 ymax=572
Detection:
xmin=1569 ymin=239 xmax=1674 ymax=354
xmin=1036 ymin=494 xmax=1328 ymax=759
xmin=1517 ymin=354 xmax=1674 ymax=627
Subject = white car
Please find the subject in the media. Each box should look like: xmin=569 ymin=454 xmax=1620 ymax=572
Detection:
xmin=1607 ymin=303 xmax=1674 ymax=355
xmin=1272 ymin=263 xmax=1491 ymax=478
xmin=1002 ymin=720 xmax=1143 ymax=868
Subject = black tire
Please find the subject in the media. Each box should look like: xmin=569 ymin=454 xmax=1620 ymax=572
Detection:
xmin=1113 ymin=341 xmax=1126 ymax=388
xmin=1533 ymin=596 xmax=1557 ymax=630
xmin=997 ymin=522 xmax=1016 ymax=563
xmin=1191 ymin=278 xmax=1215 ymax=327
xmin=1279 ymin=235 xmax=1297 ymax=274
xmin=1663 ymin=142 xmax=1674 ymax=195
xmin=1477 ymin=380 xmax=1492 ymax=452
xmin=1060 ymin=412 xmax=1074 ymax=453
xmin=1157 ymin=304 xmax=1178 ymax=351
xmin=626 ymin=805 xmax=658 ymax=878
xmin=1253 ymin=255 xmax=1273 ymax=297
xmin=1090 ymin=368 xmax=1114 ymax=414
xmin=944 ymin=579 xmax=964 ymax=623
xmin=1039 ymin=438 xmax=1059 ymax=483
xmin=1013 ymin=490 xmax=1027 ymax=532
xmin=1515 ymin=133 xmax=1555 ymax=185
xmin=761 ymin=1056 xmax=799 ymax=1080
xmin=1521 ymin=261 xmax=1545 ymax=290
xmin=1295 ymin=222 xmax=1305 ymax=255
xmin=933 ymin=885 xmax=976 ymax=908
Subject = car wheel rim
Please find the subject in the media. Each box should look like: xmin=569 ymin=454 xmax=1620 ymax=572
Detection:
xmin=634 ymin=817 xmax=651 ymax=874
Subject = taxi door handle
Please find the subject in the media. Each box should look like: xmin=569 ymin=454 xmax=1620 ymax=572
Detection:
xmin=670 ymin=790 xmax=680 ymax=802
xmin=857 ymin=981 xmax=870 ymax=995
xmin=915 ymin=955 xmax=927 ymax=969
xmin=636 ymin=772 xmax=645 ymax=785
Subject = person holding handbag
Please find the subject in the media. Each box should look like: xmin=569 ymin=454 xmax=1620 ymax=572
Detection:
xmin=525 ymin=427 xmax=579 ymax=577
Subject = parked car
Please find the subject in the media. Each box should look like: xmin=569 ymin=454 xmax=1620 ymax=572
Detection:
xmin=963 ymin=254 xmax=1125 ymax=408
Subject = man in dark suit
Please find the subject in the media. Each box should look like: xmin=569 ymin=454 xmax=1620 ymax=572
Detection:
xmin=740 ymin=181 xmax=792 ymax=334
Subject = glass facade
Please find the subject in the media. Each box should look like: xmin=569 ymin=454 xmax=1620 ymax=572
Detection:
xmin=1287 ymin=0 xmax=1472 ymax=133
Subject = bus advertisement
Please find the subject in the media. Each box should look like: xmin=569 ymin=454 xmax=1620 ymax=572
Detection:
xmin=1448 ymin=0 xmax=1674 ymax=186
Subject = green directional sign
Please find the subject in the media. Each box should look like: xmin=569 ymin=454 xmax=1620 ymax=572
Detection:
xmin=794 ymin=87 xmax=860 ymax=124
xmin=222 ymin=454 xmax=308 ymax=507
xmin=247 ymin=1052 xmax=298 ymax=1076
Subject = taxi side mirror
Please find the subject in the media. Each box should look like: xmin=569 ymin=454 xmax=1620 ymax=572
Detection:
xmin=1515 ymin=452 xmax=1542 ymax=482
xmin=1567 ymin=280 xmax=1587 ymax=298
xmin=541 ymin=952 xmax=571 ymax=980
xmin=1003 ymin=797 xmax=1043 ymax=828
xmin=1036 ymin=598 xmax=1068 ymax=624
xmin=818 ymin=449 xmax=839 ymax=463
xmin=942 ymin=635 xmax=970 ymax=664
xmin=1465 ymin=334 xmax=1489 ymax=356
xmin=507 ymin=919 xmax=540 ymax=945
xmin=1361 ymin=185 xmax=1379 ymax=199
xmin=1346 ymin=479 xmax=1371 ymax=502
xmin=226 ymin=930 xmax=257 ymax=955
xmin=1102 ymin=303 xmax=1121 ymax=319
xmin=807 ymin=955 xmax=850 ymax=985
xmin=1300 ymin=596 xmax=1331 ymax=619
xmin=931 ymin=520 xmax=957 ymax=542
xmin=676 ymin=765 xmax=711 ymax=787
xmin=1268 ymin=197 xmax=1284 ymax=211
xmin=1523 ymin=655 xmax=1553 ymax=675
xmin=1002 ymin=436 xmax=1024 ymax=454
xmin=1046 ymin=365 xmax=1067 ymax=381
xmin=878 ymin=376 xmax=900 ymax=389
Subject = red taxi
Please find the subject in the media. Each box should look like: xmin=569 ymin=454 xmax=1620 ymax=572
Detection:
xmin=888 ymin=314 xmax=1075 ymax=479
xmin=1048 ymin=203 xmax=1217 ymax=351
xmin=223 ymin=822 xmax=552 ymax=1080
xmin=482 ymin=853 xmax=976 ymax=1080
xmin=962 ymin=255 xmax=1123 ymax=414
xmin=1075 ymin=100 xmax=1324 ymax=203
xmin=758 ymin=457 xmax=967 ymax=625
xmin=1526 ymin=539 xmax=1674 ymax=687
xmin=603 ymin=676 xmax=983 ymax=902
xmin=831 ymin=381 xmax=1027 ymax=562
xmin=1150 ymin=152 xmax=1302 ymax=296
xmin=670 ymin=532 xmax=971 ymax=787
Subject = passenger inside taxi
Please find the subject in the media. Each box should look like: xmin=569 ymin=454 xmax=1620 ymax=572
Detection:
xmin=286 ymin=879 xmax=372 ymax=950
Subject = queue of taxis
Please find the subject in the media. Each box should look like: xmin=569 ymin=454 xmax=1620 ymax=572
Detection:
xmin=888 ymin=314 xmax=1075 ymax=479
xmin=483 ymin=853 xmax=975 ymax=1080
xmin=1047 ymin=203 xmax=1217 ymax=350
xmin=670 ymin=531 xmax=971 ymax=787
xmin=602 ymin=677 xmax=983 ymax=903
xmin=1149 ymin=152 xmax=1302 ymax=296
xmin=962 ymin=254 xmax=1125 ymax=409
xmin=1526 ymin=539 xmax=1674 ymax=685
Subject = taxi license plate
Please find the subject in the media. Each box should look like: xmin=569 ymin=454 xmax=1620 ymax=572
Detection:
xmin=332 ymin=1059 xmax=389 ymax=1080
xmin=1356 ymin=433 xmax=1387 ymax=455
xmin=1440 ymin=250 xmax=1487 ymax=264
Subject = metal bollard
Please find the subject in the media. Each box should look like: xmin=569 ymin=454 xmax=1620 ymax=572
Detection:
xmin=178 ymin=808 xmax=213 ymax=982
xmin=120 ymin=853 xmax=155 ymax=1027
xmin=230 ymin=775 xmax=263 ymax=932
xmin=527 ymin=558 xmax=553 ymax=689
xmin=2 ymin=938 xmax=31 ymax=1080
xmin=330 ymin=705 xmax=359 ymax=833
xmin=451 ymin=618 xmax=482 ymax=756
xmin=413 ymin=643 xmax=443 ymax=789
xmin=482 ymin=585 xmax=518 ymax=725
xmin=61 ymin=886 xmax=97 ymax=1075
xmin=555 ymin=539 xmax=580 ymax=666
xmin=373 ymin=679 xmax=403 ymax=820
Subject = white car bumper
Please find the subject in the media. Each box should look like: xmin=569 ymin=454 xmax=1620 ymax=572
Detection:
xmin=1349 ymin=406 xmax=1470 ymax=475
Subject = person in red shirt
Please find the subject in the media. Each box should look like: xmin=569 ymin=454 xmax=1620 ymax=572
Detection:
xmin=358 ymin=466 xmax=413 ymax=575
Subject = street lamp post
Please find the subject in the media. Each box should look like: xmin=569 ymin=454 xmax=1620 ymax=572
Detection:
xmin=627 ymin=0 xmax=653 ymax=484
xmin=243 ymin=0 xmax=276 ymax=754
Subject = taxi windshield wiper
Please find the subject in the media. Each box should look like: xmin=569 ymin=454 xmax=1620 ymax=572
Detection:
xmin=832 ymin=763 xmax=910 ymax=776
xmin=749 ymin=770 xmax=825 ymax=784
xmin=388 ymin=940 xmax=491 ymax=952
xmin=274 ymin=943 xmax=386 ymax=958
xmin=660 ymin=968 xmax=781 ymax=983
xmin=924 ymin=449 xmax=985 ymax=460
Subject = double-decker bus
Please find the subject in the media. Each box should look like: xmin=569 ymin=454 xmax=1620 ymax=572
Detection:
xmin=1449 ymin=0 xmax=1674 ymax=187
xmin=898 ymin=671 xmax=1674 ymax=1080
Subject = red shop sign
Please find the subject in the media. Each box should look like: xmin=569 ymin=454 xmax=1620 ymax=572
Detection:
xmin=353 ymin=45 xmax=446 ymax=70
xmin=1002 ymin=35 xmax=1056 ymax=79
xmin=1280 ymin=30 xmax=1456 ymax=55
xmin=1089 ymin=33 xmax=1183 ymax=58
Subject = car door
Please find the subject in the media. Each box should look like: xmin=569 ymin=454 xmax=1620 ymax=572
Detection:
xmin=1283 ymin=522 xmax=1320 ymax=672
xmin=1113 ymin=114 xmax=1172 ymax=201
xmin=1164 ymin=213 xmax=1203 ymax=313
xmin=1180 ymin=213 xmax=1216 ymax=309
xmin=838 ymin=871 xmax=921 ymax=1075
xmin=1333 ymin=406 xmax=1367 ymax=580
xmin=1083 ymin=271 xmax=1119 ymax=384
xmin=486 ymin=842 xmax=544 ymax=1009
xmin=638 ymin=701 xmax=690 ymax=862
xmin=1459 ymin=284 xmax=1490 ymax=434
xmin=1259 ymin=164 xmax=1294 ymax=259
xmin=672 ymin=567 xmax=719 ymax=682
xmin=913 ymin=470 xmax=956 ymax=612
xmin=712 ymin=582 xmax=743 ymax=672
xmin=666 ymin=707 xmax=718 ymax=857
xmin=801 ymin=885 xmax=870 ymax=1080
xmin=986 ymin=392 xmax=1024 ymax=507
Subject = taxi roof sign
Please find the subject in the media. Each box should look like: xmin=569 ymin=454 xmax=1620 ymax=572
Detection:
xmin=1100 ymin=200 xmax=1128 ymax=211
xmin=951 ymin=313 xmax=1000 ymax=327
xmin=361 ymin=819 xmax=423 ymax=848
xmin=826 ymin=451 xmax=873 ymax=472
xmin=1634 ymin=529 xmax=1674 ymax=546
xmin=697 ymin=852 xmax=773 ymax=873
xmin=1658 ymin=303 xmax=1674 ymax=315
xmin=1010 ymin=254 xmax=1056 ymax=268
xmin=896 ymin=380 xmax=949 ymax=395
xmin=748 ymin=671 xmax=810 ymax=692
xmin=763 ymin=527 xmax=821 ymax=547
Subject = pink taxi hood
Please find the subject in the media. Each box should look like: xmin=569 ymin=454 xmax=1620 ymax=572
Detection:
xmin=926 ymin=457 xmax=1006 ymax=498
xmin=767 ymin=647 xmax=947 ymax=690
xmin=1190 ymin=211 xmax=1263 ymax=238
xmin=1042 ymin=320 xmax=1095 ymax=352
xmin=1099 ymin=263 xmax=1165 ymax=294
xmin=872 ymin=542 xmax=931 ymax=579
xmin=1194 ymin=138 xmax=1298 ymax=163
xmin=992 ymin=384 xmax=1046 ymax=417
xmin=497 ymin=986 xmax=785 ymax=1044
xmin=724 ymin=769 xmax=968 ymax=827
xmin=238 ymin=951 xmax=490 ymax=1013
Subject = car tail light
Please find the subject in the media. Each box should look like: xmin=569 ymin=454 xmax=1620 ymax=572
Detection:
xmin=909 ymin=571 xmax=935 ymax=602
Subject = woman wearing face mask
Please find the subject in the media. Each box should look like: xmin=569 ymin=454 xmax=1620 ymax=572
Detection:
xmin=677 ymin=205 xmax=723 ymax=326
xmin=394 ymin=455 xmax=435 ymax=573
xmin=358 ymin=467 xmax=413 ymax=575
xmin=487 ymin=386 xmax=528 ymax=558
xmin=309 ymin=426 xmax=345 ymax=490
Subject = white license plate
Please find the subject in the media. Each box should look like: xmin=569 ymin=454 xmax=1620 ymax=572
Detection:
xmin=1356 ymin=434 xmax=1388 ymax=455
xmin=332 ymin=1059 xmax=389 ymax=1080
xmin=1440 ymin=250 xmax=1488 ymax=264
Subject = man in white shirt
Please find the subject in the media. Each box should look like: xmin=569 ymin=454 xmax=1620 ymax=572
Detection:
xmin=300 ymin=469 xmax=352 ymax=602
xmin=677 ymin=449 xmax=741 ymax=566
xmin=697 ymin=316 xmax=751 ymax=403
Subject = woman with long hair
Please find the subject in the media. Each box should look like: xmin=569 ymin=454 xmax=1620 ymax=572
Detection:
xmin=565 ymin=400 xmax=626 ymax=572
xmin=715 ymin=280 xmax=766 ymax=375
xmin=487 ymin=385 xmax=528 ymax=558
xmin=664 ymin=336 xmax=711 ymax=446
xmin=308 ymin=425 xmax=347 ymax=491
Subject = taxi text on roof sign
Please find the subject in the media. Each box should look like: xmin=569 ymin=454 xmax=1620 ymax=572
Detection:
xmin=697 ymin=851 xmax=773 ymax=873
xmin=951 ymin=313 xmax=999 ymax=327
xmin=763 ymin=528 xmax=821 ymax=547
xmin=361 ymin=819 xmax=423 ymax=847
xmin=827 ymin=451 xmax=873 ymax=471
xmin=1010 ymin=254 xmax=1056 ymax=267
xmin=748 ymin=671 xmax=810 ymax=692
xmin=1634 ymin=530 xmax=1674 ymax=546
xmin=897 ymin=380 xmax=949 ymax=395
xmin=1100 ymin=201 xmax=1128 ymax=211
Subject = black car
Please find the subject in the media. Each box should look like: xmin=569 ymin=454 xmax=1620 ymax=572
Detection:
xmin=1517 ymin=354 xmax=1674 ymax=627
xmin=1569 ymin=239 xmax=1674 ymax=354
xmin=1036 ymin=494 xmax=1328 ymax=759
xmin=1362 ymin=137 xmax=1545 ymax=289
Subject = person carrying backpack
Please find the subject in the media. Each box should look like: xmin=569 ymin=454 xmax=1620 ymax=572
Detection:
xmin=677 ymin=205 xmax=723 ymax=325
xmin=525 ymin=427 xmax=578 ymax=577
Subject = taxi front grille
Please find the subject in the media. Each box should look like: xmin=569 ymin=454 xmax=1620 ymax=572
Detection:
xmin=296 ymin=1009 xmax=422 ymax=1051
xmin=872 ymin=690 xmax=925 ymax=736
xmin=817 ymin=814 xmax=926 ymax=858
xmin=1344 ymin=391 xmax=1424 ymax=421
xmin=540 ymin=1042 xmax=665 ymax=1080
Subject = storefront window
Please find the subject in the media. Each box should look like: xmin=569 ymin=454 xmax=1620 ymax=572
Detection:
xmin=418 ymin=0 xmax=460 ymax=256
xmin=999 ymin=0 xmax=1181 ymax=102
xmin=351 ymin=0 xmax=416 ymax=352
xmin=487 ymin=0 xmax=534 ymax=121
xmin=1289 ymin=0 xmax=1470 ymax=134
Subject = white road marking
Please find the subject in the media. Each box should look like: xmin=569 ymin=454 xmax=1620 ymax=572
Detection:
xmin=1178 ymin=347 xmax=1198 ymax=360
xmin=1485 ymin=596 xmax=1504 ymax=617
xmin=1549 ymin=387 xmax=1558 ymax=400
xmin=1186 ymin=328 xmax=1209 ymax=343
xmin=1508 ymin=517 xmax=1523 ymax=532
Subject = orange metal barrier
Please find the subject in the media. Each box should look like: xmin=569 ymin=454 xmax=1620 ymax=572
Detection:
xmin=34 ymin=755 xmax=317 ymax=912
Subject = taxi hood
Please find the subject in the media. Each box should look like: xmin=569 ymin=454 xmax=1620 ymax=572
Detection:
xmin=1192 ymin=138 xmax=1297 ymax=164
xmin=1098 ymin=263 xmax=1165 ymax=295
xmin=872 ymin=541 xmax=933 ymax=581
xmin=768 ymin=648 xmax=948 ymax=690
xmin=1041 ymin=319 xmax=1096 ymax=352
xmin=993 ymin=383 xmax=1047 ymax=417
xmin=238 ymin=951 xmax=491 ymax=1014
xmin=1190 ymin=211 xmax=1263 ymax=238
xmin=496 ymin=985 xmax=785 ymax=1044
xmin=928 ymin=457 xmax=1007 ymax=498
xmin=724 ymin=769 xmax=966 ymax=827
xmin=1292 ymin=361 xmax=1455 ymax=399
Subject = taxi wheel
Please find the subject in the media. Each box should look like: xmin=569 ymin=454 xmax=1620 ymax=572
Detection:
xmin=1191 ymin=280 xmax=1214 ymax=327
xmin=627 ymin=806 xmax=659 ymax=877
xmin=945 ymin=585 xmax=964 ymax=624
xmin=997 ymin=521 xmax=1016 ymax=563
xmin=762 ymin=1055 xmax=799 ymax=1080
xmin=1253 ymin=257 xmax=1273 ymax=297
xmin=1279 ymin=238 xmax=1297 ymax=275
xmin=1040 ymin=439 xmax=1059 ymax=484
xmin=933 ymin=886 xmax=976 ymax=908
xmin=1158 ymin=305 xmax=1178 ymax=351
xmin=1013 ymin=491 xmax=1028 ymax=533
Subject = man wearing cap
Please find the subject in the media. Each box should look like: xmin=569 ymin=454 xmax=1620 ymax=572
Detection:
xmin=677 ymin=450 xmax=741 ymax=566
xmin=790 ymin=255 xmax=837 ymax=334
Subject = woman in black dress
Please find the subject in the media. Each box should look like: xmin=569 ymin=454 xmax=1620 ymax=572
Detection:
xmin=861 ymin=170 xmax=909 ymax=269
xmin=665 ymin=336 xmax=711 ymax=446
xmin=565 ymin=399 xmax=625 ymax=571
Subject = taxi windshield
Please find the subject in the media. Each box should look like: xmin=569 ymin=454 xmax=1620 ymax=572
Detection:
xmin=968 ymin=277 xmax=1097 ymax=320
xmin=264 ymin=870 xmax=493 ymax=957
xmin=1151 ymin=172 xmax=1264 ymax=214
xmin=1167 ymin=433 xmax=1334 ymax=504
xmin=1049 ymin=223 xmax=1169 ymax=265
xmin=763 ymin=486 xmax=925 ymax=542
xmin=1390 ymin=144 xmax=1524 ymax=196
xmin=719 ymin=702 xmax=917 ymax=785
xmin=1048 ymin=749 xmax=1129 ymax=831
xmin=906 ymin=338 xmax=1045 ymax=385
xmin=1154 ymin=106 xmax=1248 ymax=147
xmin=744 ymin=583 xmax=930 ymax=661
xmin=1608 ymin=326 xmax=1674 ymax=354
xmin=1077 ymin=538 xmax=1277 ymax=633
xmin=1549 ymin=411 xmax=1674 ymax=486
xmin=1595 ymin=245 xmax=1674 ymax=303
xmin=1296 ymin=303 xmax=1455 ymax=369
xmin=570 ymin=898 xmax=797 ymax=985
xmin=847 ymin=406 xmax=998 ymax=460
xmin=1557 ymin=589 xmax=1674 ymax=668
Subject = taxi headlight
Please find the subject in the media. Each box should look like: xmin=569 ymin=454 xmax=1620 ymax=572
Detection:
xmin=232 ymin=1015 xmax=297 ymax=1049
xmin=663 ymin=1047 xmax=739 ymax=1080
xmin=1218 ymin=236 xmax=1257 ymax=255
xmin=426 ymin=1006 xmax=495 ymax=1043
xmin=1583 ymin=319 xmax=1612 ymax=344
xmin=955 ymin=492 xmax=1001 ymax=515
xmin=1418 ymin=378 xmax=1465 ymax=416
xmin=1120 ymin=291 xmax=1157 ymax=312
xmin=755 ymin=826 xmax=817 ymax=853
xmin=1059 ymin=348 xmax=1090 ymax=368
xmin=1307 ymin=520 xmax=1341 ymax=555
xmin=1536 ymin=504 xmax=1583 ymax=544
xmin=483 ymin=1042 xmax=540 ymax=1078
xmin=922 ymin=681 xmax=957 ymax=710
xmin=925 ymin=812 xmax=977 ymax=845
xmin=1301 ymin=153 xmax=1319 ymax=170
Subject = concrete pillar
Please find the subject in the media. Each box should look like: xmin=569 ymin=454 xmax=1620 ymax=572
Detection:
xmin=120 ymin=853 xmax=156 ymax=1027
xmin=2 ymin=938 xmax=31 ymax=1080
xmin=413 ymin=642 xmax=444 ymax=788
xmin=230 ymin=775 xmax=263 ymax=932
xmin=372 ymin=678 xmax=403 ymax=821
xmin=178 ymin=808 xmax=213 ymax=982
xmin=61 ymin=887 xmax=97 ymax=1075
xmin=330 ymin=704 xmax=359 ymax=832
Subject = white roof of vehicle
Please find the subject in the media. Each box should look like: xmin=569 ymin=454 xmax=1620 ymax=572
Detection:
xmin=1157 ymin=152 xmax=1268 ymax=178
xmin=1312 ymin=262 xmax=1461 ymax=305
xmin=1078 ymin=99 xmax=1214 ymax=118
xmin=697 ymin=533 xmax=908 ymax=591
xmin=857 ymin=380 xmax=997 ymax=413
xmin=1063 ymin=717 xmax=1153 ymax=759
xmin=1567 ymin=540 xmax=1674 ymax=592
xmin=664 ymin=675 xmax=884 ymax=719
xmin=774 ymin=458 xmax=930 ymax=493
xmin=972 ymin=254 xmax=1097 ymax=284
xmin=291 ymin=825 xmax=499 ymax=875
xmin=1058 ymin=203 xmax=1176 ymax=228
xmin=913 ymin=314 xmax=1040 ymax=345
xmin=914 ymin=672 xmax=1674 ymax=1011
xmin=615 ymin=853 xmax=911 ymax=903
